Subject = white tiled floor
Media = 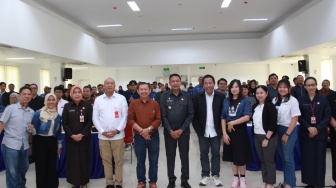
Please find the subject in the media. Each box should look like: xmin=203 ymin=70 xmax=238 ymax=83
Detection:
xmin=0 ymin=126 xmax=334 ymax=188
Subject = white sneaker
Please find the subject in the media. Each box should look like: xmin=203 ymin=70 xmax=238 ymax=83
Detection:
xmin=212 ymin=175 xmax=223 ymax=186
xmin=231 ymin=177 xmax=240 ymax=188
xmin=199 ymin=176 xmax=211 ymax=186
xmin=240 ymin=177 xmax=247 ymax=188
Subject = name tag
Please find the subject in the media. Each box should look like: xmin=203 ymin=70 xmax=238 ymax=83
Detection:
xmin=69 ymin=109 xmax=75 ymax=112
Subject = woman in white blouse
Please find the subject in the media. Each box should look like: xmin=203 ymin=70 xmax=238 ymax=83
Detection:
xmin=273 ymin=79 xmax=301 ymax=188
xmin=252 ymin=85 xmax=278 ymax=188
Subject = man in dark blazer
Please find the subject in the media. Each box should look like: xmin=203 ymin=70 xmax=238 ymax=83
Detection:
xmin=192 ymin=74 xmax=225 ymax=186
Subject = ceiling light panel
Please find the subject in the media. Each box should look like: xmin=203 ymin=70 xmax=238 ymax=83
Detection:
xmin=221 ymin=0 xmax=232 ymax=8
xmin=97 ymin=24 xmax=122 ymax=28
xmin=242 ymin=18 xmax=268 ymax=21
xmin=127 ymin=1 xmax=140 ymax=11
xmin=6 ymin=57 xmax=35 ymax=60
xmin=171 ymin=28 xmax=194 ymax=31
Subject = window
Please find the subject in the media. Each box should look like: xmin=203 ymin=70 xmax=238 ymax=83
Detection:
xmin=40 ymin=69 xmax=50 ymax=94
xmin=0 ymin=65 xmax=20 ymax=90
xmin=321 ymin=59 xmax=333 ymax=89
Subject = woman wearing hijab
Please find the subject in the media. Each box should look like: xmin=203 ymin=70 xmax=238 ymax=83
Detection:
xmin=9 ymin=92 xmax=19 ymax=104
xmin=32 ymin=93 xmax=62 ymax=188
xmin=62 ymin=85 xmax=93 ymax=188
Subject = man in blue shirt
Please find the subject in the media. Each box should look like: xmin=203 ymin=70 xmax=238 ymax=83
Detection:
xmin=192 ymin=76 xmax=204 ymax=97
xmin=0 ymin=86 xmax=35 ymax=188
xmin=267 ymin=73 xmax=278 ymax=100
xmin=149 ymin=84 xmax=158 ymax=101
xmin=291 ymin=75 xmax=305 ymax=99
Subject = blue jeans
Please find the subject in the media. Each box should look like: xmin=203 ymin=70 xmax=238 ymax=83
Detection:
xmin=1 ymin=144 xmax=30 ymax=188
xmin=134 ymin=131 xmax=160 ymax=183
xmin=198 ymin=135 xmax=221 ymax=177
xmin=278 ymin=125 xmax=297 ymax=187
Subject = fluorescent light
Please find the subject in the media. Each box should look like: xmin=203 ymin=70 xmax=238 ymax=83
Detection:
xmin=221 ymin=0 xmax=232 ymax=8
xmin=97 ymin=24 xmax=122 ymax=28
xmin=171 ymin=28 xmax=194 ymax=31
xmin=6 ymin=57 xmax=35 ymax=60
xmin=332 ymin=46 xmax=336 ymax=48
xmin=127 ymin=1 xmax=140 ymax=11
xmin=242 ymin=18 xmax=268 ymax=21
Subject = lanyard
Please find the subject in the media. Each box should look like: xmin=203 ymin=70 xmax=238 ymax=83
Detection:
xmin=309 ymin=102 xmax=315 ymax=116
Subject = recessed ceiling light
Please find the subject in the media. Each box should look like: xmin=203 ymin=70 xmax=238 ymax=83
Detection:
xmin=242 ymin=18 xmax=268 ymax=21
xmin=221 ymin=0 xmax=232 ymax=8
xmin=97 ymin=24 xmax=122 ymax=28
xmin=6 ymin=57 xmax=35 ymax=60
xmin=171 ymin=28 xmax=194 ymax=31
xmin=127 ymin=1 xmax=140 ymax=11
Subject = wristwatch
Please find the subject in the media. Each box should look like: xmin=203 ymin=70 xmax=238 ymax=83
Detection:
xmin=148 ymin=126 xmax=153 ymax=132
xmin=116 ymin=129 xmax=120 ymax=134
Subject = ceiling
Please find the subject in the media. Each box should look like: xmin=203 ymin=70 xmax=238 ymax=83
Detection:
xmin=1 ymin=0 xmax=335 ymax=67
xmin=30 ymin=0 xmax=313 ymax=40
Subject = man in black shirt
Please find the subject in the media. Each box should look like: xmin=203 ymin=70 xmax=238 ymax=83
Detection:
xmin=28 ymin=84 xmax=44 ymax=111
xmin=160 ymin=74 xmax=193 ymax=188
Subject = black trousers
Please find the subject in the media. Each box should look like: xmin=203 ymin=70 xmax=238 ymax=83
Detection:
xmin=330 ymin=129 xmax=336 ymax=184
xmin=164 ymin=133 xmax=190 ymax=183
xmin=33 ymin=135 xmax=59 ymax=188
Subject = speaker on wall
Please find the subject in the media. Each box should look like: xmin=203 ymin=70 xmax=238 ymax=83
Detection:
xmin=64 ymin=68 xmax=72 ymax=79
xmin=298 ymin=60 xmax=307 ymax=73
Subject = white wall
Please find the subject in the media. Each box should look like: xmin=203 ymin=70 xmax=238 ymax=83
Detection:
xmin=70 ymin=63 xmax=272 ymax=88
xmin=0 ymin=0 xmax=106 ymax=66
xmin=261 ymin=0 xmax=336 ymax=60
xmin=0 ymin=60 xmax=62 ymax=93
xmin=106 ymin=39 xmax=262 ymax=67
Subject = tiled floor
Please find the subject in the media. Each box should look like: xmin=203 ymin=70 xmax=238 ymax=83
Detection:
xmin=0 ymin=126 xmax=334 ymax=188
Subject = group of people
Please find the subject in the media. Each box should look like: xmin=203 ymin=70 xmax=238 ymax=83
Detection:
xmin=0 ymin=72 xmax=335 ymax=188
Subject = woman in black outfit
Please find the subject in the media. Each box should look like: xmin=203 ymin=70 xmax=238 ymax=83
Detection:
xmin=252 ymin=85 xmax=278 ymax=188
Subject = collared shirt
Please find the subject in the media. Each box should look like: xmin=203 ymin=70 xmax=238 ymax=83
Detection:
xmin=149 ymin=91 xmax=158 ymax=101
xmin=123 ymin=91 xmax=140 ymax=105
xmin=290 ymin=84 xmax=305 ymax=99
xmin=28 ymin=95 xmax=44 ymax=111
xmin=205 ymin=90 xmax=217 ymax=137
xmin=160 ymin=90 xmax=193 ymax=134
xmin=128 ymin=98 xmax=161 ymax=135
xmin=93 ymin=92 xmax=128 ymax=140
xmin=58 ymin=98 xmax=68 ymax=116
xmin=252 ymin=104 xmax=266 ymax=135
xmin=0 ymin=103 xmax=34 ymax=150
xmin=272 ymin=97 xmax=301 ymax=127
xmin=267 ymin=85 xmax=278 ymax=100
xmin=193 ymin=85 xmax=204 ymax=97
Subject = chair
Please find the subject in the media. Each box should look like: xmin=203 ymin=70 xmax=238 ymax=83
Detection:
xmin=124 ymin=122 xmax=134 ymax=163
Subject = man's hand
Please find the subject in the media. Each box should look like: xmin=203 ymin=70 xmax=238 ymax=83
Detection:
xmin=140 ymin=128 xmax=151 ymax=140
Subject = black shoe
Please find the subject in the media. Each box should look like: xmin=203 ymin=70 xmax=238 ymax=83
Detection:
xmin=115 ymin=185 xmax=123 ymax=188
xmin=181 ymin=181 xmax=191 ymax=188
xmin=105 ymin=185 xmax=115 ymax=188
xmin=167 ymin=181 xmax=176 ymax=188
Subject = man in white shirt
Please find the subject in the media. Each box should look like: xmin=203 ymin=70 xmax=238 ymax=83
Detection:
xmin=93 ymin=78 xmax=128 ymax=188
xmin=192 ymin=74 xmax=225 ymax=186
xmin=54 ymin=86 xmax=68 ymax=116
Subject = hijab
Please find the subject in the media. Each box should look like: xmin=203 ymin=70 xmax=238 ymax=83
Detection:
xmin=40 ymin=93 xmax=58 ymax=122
xmin=70 ymin=85 xmax=83 ymax=105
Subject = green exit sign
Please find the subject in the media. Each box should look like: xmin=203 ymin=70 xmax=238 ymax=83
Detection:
xmin=199 ymin=66 xmax=205 ymax=69
xmin=163 ymin=68 xmax=169 ymax=71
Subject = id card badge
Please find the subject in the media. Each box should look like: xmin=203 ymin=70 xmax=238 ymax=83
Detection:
xmin=311 ymin=116 xmax=316 ymax=124
xmin=115 ymin=111 xmax=119 ymax=118
xmin=80 ymin=115 xmax=84 ymax=122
